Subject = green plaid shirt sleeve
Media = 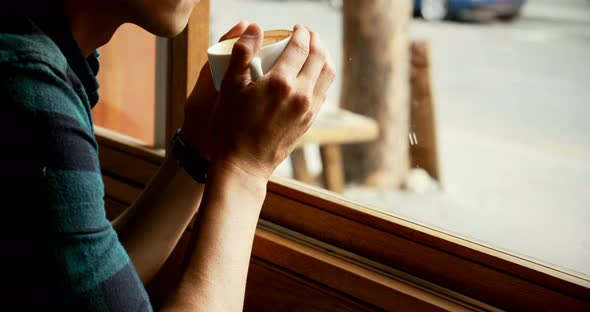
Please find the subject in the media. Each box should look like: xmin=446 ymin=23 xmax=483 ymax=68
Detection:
xmin=0 ymin=15 xmax=152 ymax=311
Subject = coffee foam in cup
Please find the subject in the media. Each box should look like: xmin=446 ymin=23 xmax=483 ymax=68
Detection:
xmin=208 ymin=30 xmax=293 ymax=55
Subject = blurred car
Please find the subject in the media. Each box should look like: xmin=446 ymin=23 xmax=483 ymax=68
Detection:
xmin=414 ymin=0 xmax=527 ymax=21
xmin=278 ymin=0 xmax=525 ymax=22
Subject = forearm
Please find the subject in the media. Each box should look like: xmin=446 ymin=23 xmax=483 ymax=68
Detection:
xmin=162 ymin=162 xmax=267 ymax=312
xmin=112 ymin=155 xmax=205 ymax=283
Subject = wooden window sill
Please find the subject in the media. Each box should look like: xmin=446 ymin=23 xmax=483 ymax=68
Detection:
xmin=97 ymin=128 xmax=590 ymax=310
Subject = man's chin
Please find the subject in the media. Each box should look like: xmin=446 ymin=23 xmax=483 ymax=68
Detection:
xmin=142 ymin=17 xmax=191 ymax=38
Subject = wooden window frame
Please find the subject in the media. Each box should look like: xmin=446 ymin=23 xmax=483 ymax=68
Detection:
xmin=96 ymin=1 xmax=590 ymax=310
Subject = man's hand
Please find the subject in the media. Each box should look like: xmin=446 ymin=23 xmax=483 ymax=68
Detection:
xmin=160 ymin=23 xmax=335 ymax=311
xmin=181 ymin=21 xmax=250 ymax=158
xmin=209 ymin=23 xmax=336 ymax=181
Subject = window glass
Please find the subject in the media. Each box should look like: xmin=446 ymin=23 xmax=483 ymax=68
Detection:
xmin=212 ymin=0 xmax=590 ymax=277
xmin=93 ymin=24 xmax=157 ymax=146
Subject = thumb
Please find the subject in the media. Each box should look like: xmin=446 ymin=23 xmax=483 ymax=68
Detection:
xmin=223 ymin=23 xmax=263 ymax=88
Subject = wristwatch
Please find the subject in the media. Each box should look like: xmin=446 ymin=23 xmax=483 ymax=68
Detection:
xmin=171 ymin=128 xmax=208 ymax=184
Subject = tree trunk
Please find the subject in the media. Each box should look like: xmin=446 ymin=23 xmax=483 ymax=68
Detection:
xmin=341 ymin=0 xmax=412 ymax=188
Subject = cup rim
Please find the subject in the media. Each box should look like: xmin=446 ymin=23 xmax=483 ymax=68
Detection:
xmin=207 ymin=29 xmax=293 ymax=56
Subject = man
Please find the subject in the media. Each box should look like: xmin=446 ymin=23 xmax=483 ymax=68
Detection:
xmin=0 ymin=0 xmax=334 ymax=310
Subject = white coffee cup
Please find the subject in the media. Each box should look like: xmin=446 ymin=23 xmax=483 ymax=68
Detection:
xmin=207 ymin=29 xmax=293 ymax=91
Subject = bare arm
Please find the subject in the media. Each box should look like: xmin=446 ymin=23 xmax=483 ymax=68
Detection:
xmin=160 ymin=23 xmax=335 ymax=311
xmin=110 ymin=22 xmax=251 ymax=284
xmin=162 ymin=162 xmax=266 ymax=311
xmin=112 ymin=155 xmax=204 ymax=284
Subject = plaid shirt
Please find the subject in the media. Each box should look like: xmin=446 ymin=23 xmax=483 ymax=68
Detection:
xmin=0 ymin=12 xmax=152 ymax=311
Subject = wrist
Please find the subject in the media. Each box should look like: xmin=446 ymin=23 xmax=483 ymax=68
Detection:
xmin=209 ymin=160 xmax=268 ymax=199
xmin=179 ymin=126 xmax=208 ymax=160
xmin=171 ymin=129 xmax=209 ymax=184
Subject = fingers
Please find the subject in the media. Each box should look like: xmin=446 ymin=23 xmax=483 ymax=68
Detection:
xmin=223 ymin=24 xmax=264 ymax=88
xmin=294 ymin=26 xmax=335 ymax=113
xmin=297 ymin=28 xmax=327 ymax=95
xmin=269 ymin=25 xmax=311 ymax=80
xmin=313 ymin=57 xmax=336 ymax=106
xmin=219 ymin=21 xmax=249 ymax=42
xmin=268 ymin=25 xmax=334 ymax=116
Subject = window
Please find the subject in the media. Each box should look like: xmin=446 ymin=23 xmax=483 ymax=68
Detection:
xmin=212 ymin=0 xmax=590 ymax=276
xmin=97 ymin=0 xmax=590 ymax=309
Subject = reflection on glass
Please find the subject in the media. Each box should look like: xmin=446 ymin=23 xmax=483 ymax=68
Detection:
xmin=93 ymin=24 xmax=157 ymax=145
xmin=212 ymin=0 xmax=590 ymax=277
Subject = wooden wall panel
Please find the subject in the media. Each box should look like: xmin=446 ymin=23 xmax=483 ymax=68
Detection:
xmin=103 ymin=191 xmax=467 ymax=311
xmin=244 ymin=259 xmax=379 ymax=312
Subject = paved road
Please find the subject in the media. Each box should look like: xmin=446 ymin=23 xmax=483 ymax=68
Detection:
xmin=409 ymin=0 xmax=590 ymax=276
xmin=211 ymin=0 xmax=590 ymax=275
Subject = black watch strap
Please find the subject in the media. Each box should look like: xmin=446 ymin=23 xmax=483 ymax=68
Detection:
xmin=171 ymin=129 xmax=208 ymax=184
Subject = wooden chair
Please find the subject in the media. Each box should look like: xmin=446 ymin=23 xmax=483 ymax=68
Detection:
xmin=290 ymin=109 xmax=379 ymax=193
xmin=289 ymin=41 xmax=441 ymax=193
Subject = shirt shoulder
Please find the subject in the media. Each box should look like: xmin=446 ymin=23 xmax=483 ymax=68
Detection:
xmin=0 ymin=17 xmax=92 ymax=128
xmin=0 ymin=16 xmax=68 ymax=77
